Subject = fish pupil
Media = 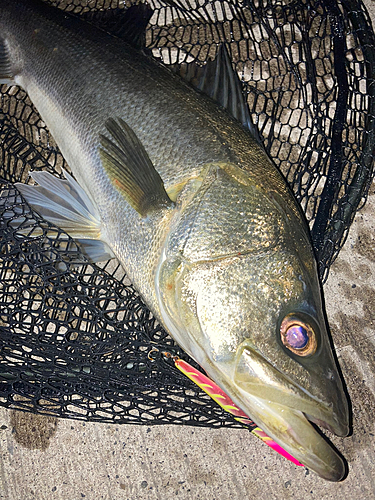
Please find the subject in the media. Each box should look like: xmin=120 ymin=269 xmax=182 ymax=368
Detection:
xmin=286 ymin=325 xmax=308 ymax=349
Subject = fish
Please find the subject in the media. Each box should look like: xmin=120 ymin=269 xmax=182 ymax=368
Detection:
xmin=0 ymin=0 xmax=350 ymax=480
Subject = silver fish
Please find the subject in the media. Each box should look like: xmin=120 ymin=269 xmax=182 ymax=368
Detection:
xmin=0 ymin=0 xmax=349 ymax=480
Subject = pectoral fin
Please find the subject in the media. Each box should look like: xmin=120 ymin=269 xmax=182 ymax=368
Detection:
xmin=99 ymin=117 xmax=173 ymax=216
xmin=15 ymin=170 xmax=114 ymax=262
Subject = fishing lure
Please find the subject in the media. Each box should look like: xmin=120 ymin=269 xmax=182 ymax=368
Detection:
xmin=161 ymin=352 xmax=304 ymax=467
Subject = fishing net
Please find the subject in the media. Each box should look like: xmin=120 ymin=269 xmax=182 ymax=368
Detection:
xmin=0 ymin=0 xmax=374 ymax=427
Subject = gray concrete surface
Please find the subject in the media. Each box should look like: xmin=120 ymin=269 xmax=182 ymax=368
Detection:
xmin=1 ymin=2 xmax=375 ymax=499
xmin=1 ymin=187 xmax=374 ymax=500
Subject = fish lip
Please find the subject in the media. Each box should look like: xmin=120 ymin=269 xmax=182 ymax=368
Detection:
xmin=298 ymin=411 xmax=348 ymax=481
xmin=266 ymin=380 xmax=350 ymax=438
xmin=304 ymin=412 xmax=349 ymax=438
xmin=297 ymin=411 xmax=347 ymax=481
xmin=230 ymin=345 xmax=349 ymax=479
xmin=232 ymin=388 xmax=347 ymax=481
xmin=272 ymin=391 xmax=350 ymax=438
xmin=233 ymin=345 xmax=349 ymax=439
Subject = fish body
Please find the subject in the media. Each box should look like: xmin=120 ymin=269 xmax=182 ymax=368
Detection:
xmin=0 ymin=0 xmax=349 ymax=480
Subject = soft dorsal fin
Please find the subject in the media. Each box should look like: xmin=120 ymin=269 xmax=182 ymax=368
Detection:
xmin=81 ymin=4 xmax=153 ymax=48
xmin=172 ymin=45 xmax=258 ymax=139
xmin=99 ymin=118 xmax=173 ymax=216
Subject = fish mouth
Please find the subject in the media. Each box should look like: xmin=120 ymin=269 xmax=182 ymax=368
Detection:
xmin=221 ymin=345 xmax=350 ymax=481
xmin=233 ymin=395 xmax=347 ymax=481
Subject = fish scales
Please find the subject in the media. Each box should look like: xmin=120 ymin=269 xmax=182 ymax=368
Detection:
xmin=0 ymin=0 xmax=350 ymax=481
xmin=2 ymin=0 xmax=298 ymax=313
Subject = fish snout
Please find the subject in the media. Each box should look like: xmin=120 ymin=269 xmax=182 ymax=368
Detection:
xmin=305 ymin=410 xmax=349 ymax=438
xmin=233 ymin=343 xmax=349 ymax=438
xmin=227 ymin=343 xmax=350 ymax=480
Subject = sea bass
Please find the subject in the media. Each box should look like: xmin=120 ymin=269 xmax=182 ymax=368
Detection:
xmin=0 ymin=0 xmax=349 ymax=480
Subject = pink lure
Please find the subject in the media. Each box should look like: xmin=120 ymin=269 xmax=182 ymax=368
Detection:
xmin=175 ymin=358 xmax=304 ymax=467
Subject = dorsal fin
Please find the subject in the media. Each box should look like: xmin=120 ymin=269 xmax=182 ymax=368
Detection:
xmin=81 ymin=4 xmax=153 ymax=48
xmin=0 ymin=38 xmax=15 ymax=84
xmin=172 ymin=45 xmax=259 ymax=140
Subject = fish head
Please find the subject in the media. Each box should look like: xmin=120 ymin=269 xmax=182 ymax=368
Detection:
xmin=157 ymin=163 xmax=349 ymax=480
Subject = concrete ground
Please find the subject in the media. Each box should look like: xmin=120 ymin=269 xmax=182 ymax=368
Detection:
xmin=1 ymin=2 xmax=375 ymax=499
xmin=2 ymin=188 xmax=374 ymax=500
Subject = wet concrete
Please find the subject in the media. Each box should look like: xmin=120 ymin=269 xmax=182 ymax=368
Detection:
xmin=9 ymin=412 xmax=57 ymax=452
xmin=0 ymin=2 xmax=375 ymax=499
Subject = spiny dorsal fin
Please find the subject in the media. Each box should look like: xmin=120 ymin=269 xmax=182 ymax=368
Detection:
xmin=81 ymin=4 xmax=153 ymax=49
xmin=0 ymin=38 xmax=15 ymax=84
xmin=99 ymin=118 xmax=173 ymax=216
xmin=172 ymin=45 xmax=259 ymax=140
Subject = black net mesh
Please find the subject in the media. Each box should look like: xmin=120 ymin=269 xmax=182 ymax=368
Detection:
xmin=0 ymin=0 xmax=374 ymax=427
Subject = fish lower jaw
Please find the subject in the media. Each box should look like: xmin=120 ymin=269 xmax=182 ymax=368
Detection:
xmin=224 ymin=385 xmax=346 ymax=481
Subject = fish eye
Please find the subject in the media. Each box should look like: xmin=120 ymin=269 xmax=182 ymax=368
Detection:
xmin=280 ymin=315 xmax=317 ymax=356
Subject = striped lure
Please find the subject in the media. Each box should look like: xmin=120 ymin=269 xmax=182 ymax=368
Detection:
xmin=174 ymin=357 xmax=304 ymax=467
